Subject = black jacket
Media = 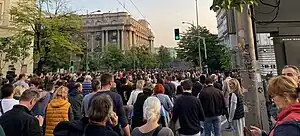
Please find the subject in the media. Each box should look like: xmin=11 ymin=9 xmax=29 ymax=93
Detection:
xmin=192 ymin=82 xmax=203 ymax=97
xmin=229 ymin=92 xmax=244 ymax=120
xmin=199 ymin=85 xmax=228 ymax=118
xmin=172 ymin=92 xmax=205 ymax=135
xmin=68 ymin=91 xmax=83 ymax=120
xmin=131 ymin=92 xmax=152 ymax=129
xmin=0 ymin=105 xmax=43 ymax=136
xmin=165 ymin=82 xmax=175 ymax=97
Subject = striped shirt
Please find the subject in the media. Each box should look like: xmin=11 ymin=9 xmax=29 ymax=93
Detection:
xmin=82 ymin=81 xmax=92 ymax=96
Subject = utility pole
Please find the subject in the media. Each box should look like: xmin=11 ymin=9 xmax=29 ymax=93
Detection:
xmin=194 ymin=0 xmax=203 ymax=73
xmin=234 ymin=5 xmax=269 ymax=130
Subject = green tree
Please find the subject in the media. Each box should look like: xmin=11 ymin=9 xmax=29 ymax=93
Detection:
xmin=177 ymin=26 xmax=231 ymax=72
xmin=101 ymin=45 xmax=124 ymax=71
xmin=10 ymin=0 xmax=84 ymax=73
xmin=123 ymin=45 xmax=157 ymax=69
xmin=156 ymin=45 xmax=172 ymax=68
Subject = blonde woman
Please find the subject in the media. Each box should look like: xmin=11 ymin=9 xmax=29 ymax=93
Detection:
xmin=251 ymin=76 xmax=300 ymax=136
xmin=228 ymin=78 xmax=245 ymax=136
xmin=45 ymin=87 xmax=74 ymax=136
xmin=127 ymin=80 xmax=145 ymax=106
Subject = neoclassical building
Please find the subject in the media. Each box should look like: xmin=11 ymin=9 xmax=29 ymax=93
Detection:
xmin=0 ymin=0 xmax=33 ymax=76
xmin=82 ymin=12 xmax=154 ymax=53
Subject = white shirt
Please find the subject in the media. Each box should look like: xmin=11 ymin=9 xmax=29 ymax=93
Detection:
xmin=127 ymin=89 xmax=143 ymax=106
xmin=171 ymin=81 xmax=181 ymax=89
xmin=0 ymin=98 xmax=19 ymax=116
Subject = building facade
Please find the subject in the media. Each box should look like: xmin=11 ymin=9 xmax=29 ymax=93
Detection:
xmin=0 ymin=0 xmax=33 ymax=76
xmin=216 ymin=10 xmax=277 ymax=75
xmin=82 ymin=12 xmax=154 ymax=54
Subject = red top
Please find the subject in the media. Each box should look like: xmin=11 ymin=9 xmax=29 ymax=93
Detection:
xmin=269 ymin=103 xmax=300 ymax=136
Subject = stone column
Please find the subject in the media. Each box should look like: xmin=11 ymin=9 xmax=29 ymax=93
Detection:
xmin=101 ymin=31 xmax=105 ymax=52
xmin=121 ymin=30 xmax=124 ymax=50
xmin=128 ymin=31 xmax=132 ymax=48
xmin=116 ymin=30 xmax=120 ymax=48
xmin=91 ymin=33 xmax=94 ymax=60
xmin=105 ymin=30 xmax=109 ymax=51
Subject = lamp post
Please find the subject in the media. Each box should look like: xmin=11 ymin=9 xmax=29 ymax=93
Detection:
xmin=182 ymin=22 xmax=208 ymax=73
xmin=85 ymin=10 xmax=101 ymax=72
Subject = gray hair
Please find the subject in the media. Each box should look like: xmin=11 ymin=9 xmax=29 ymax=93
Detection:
xmin=143 ymin=97 xmax=161 ymax=122
xmin=136 ymin=80 xmax=145 ymax=90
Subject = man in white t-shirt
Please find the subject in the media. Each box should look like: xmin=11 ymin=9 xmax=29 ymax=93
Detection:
xmin=0 ymin=84 xmax=19 ymax=116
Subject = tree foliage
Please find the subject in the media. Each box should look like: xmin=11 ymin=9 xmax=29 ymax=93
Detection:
xmin=156 ymin=45 xmax=172 ymax=68
xmin=10 ymin=0 xmax=84 ymax=73
xmin=101 ymin=45 xmax=124 ymax=71
xmin=177 ymin=26 xmax=231 ymax=72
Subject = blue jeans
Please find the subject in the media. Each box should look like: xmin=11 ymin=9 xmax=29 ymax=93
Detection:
xmin=204 ymin=116 xmax=221 ymax=136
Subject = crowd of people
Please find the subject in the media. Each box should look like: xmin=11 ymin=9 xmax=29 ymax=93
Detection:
xmin=0 ymin=67 xmax=298 ymax=136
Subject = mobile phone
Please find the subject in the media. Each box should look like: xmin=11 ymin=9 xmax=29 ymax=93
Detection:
xmin=244 ymin=127 xmax=254 ymax=136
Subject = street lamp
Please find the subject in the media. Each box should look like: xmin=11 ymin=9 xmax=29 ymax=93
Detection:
xmin=85 ymin=9 xmax=101 ymax=72
xmin=182 ymin=22 xmax=208 ymax=73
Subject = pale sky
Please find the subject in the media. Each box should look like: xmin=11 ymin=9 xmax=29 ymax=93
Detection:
xmin=70 ymin=0 xmax=217 ymax=47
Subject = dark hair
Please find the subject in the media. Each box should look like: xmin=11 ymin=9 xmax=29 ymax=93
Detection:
xmin=20 ymin=89 xmax=40 ymax=101
xmin=205 ymin=77 xmax=214 ymax=85
xmin=92 ymin=79 xmax=101 ymax=92
xmin=176 ymin=85 xmax=183 ymax=95
xmin=182 ymin=80 xmax=193 ymax=91
xmin=157 ymin=78 xmax=164 ymax=84
xmin=165 ymin=76 xmax=172 ymax=81
xmin=88 ymin=95 xmax=112 ymax=122
xmin=200 ymin=75 xmax=206 ymax=84
xmin=1 ymin=84 xmax=14 ymax=98
xmin=225 ymin=71 xmax=232 ymax=78
xmin=30 ymin=77 xmax=43 ymax=89
xmin=101 ymin=73 xmax=113 ymax=87
xmin=18 ymin=74 xmax=26 ymax=80
xmin=46 ymin=82 xmax=55 ymax=92
xmin=74 ymin=83 xmax=82 ymax=90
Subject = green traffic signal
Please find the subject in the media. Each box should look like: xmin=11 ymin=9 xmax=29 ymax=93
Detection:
xmin=174 ymin=28 xmax=180 ymax=40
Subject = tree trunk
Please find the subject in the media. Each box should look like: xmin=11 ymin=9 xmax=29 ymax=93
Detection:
xmin=234 ymin=6 xmax=269 ymax=130
xmin=37 ymin=59 xmax=44 ymax=74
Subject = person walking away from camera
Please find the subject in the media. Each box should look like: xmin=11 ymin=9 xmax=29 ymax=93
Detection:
xmin=82 ymin=79 xmax=101 ymax=117
xmin=45 ymin=87 xmax=73 ymax=136
xmin=68 ymin=83 xmax=83 ymax=120
xmin=131 ymin=84 xmax=154 ymax=129
xmin=85 ymin=95 xmax=119 ymax=136
xmin=131 ymin=97 xmax=174 ymax=136
xmin=199 ymin=77 xmax=228 ymax=136
xmin=0 ymin=89 xmax=44 ymax=136
xmin=89 ymin=73 xmax=130 ymax=136
xmin=228 ymin=78 xmax=245 ymax=136
xmin=171 ymin=80 xmax=205 ymax=136
xmin=251 ymin=76 xmax=300 ymax=136
xmin=13 ymin=73 xmax=29 ymax=89
xmin=222 ymin=71 xmax=232 ymax=129
xmin=82 ymin=75 xmax=92 ymax=97
xmin=127 ymin=80 xmax=145 ymax=106
xmin=30 ymin=77 xmax=51 ymax=118
xmin=0 ymin=84 xmax=19 ymax=116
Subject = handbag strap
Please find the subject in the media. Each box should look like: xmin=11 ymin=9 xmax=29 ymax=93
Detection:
xmin=152 ymin=126 xmax=163 ymax=136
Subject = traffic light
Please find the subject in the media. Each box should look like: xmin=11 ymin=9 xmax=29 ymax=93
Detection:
xmin=174 ymin=28 xmax=180 ymax=40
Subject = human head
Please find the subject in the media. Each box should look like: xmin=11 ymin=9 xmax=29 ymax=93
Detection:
xmin=229 ymin=78 xmax=243 ymax=95
xmin=18 ymin=73 xmax=26 ymax=80
xmin=143 ymin=97 xmax=161 ymax=123
xmin=210 ymin=74 xmax=217 ymax=82
xmin=282 ymin=65 xmax=300 ymax=83
xmin=176 ymin=85 xmax=183 ymax=95
xmin=1 ymin=84 xmax=15 ymax=98
xmin=88 ymin=95 xmax=113 ymax=122
xmin=85 ymin=75 xmax=92 ymax=82
xmin=30 ymin=77 xmax=43 ymax=89
xmin=136 ymin=80 xmax=145 ymax=90
xmin=92 ymin=79 xmax=101 ymax=92
xmin=100 ymin=73 xmax=114 ymax=88
xmin=156 ymin=78 xmax=164 ymax=84
xmin=268 ymin=76 xmax=299 ymax=110
xmin=143 ymin=83 xmax=154 ymax=95
xmin=225 ymin=71 xmax=232 ymax=78
xmin=74 ymin=83 xmax=83 ymax=93
xmin=205 ymin=76 xmax=214 ymax=85
xmin=153 ymin=84 xmax=165 ymax=95
xmin=200 ymin=75 xmax=206 ymax=84
xmin=182 ymin=80 xmax=193 ymax=92
xmin=53 ymin=86 xmax=68 ymax=100
xmin=20 ymin=89 xmax=40 ymax=110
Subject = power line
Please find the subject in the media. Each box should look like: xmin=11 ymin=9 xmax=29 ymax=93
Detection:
xmin=128 ymin=0 xmax=146 ymax=19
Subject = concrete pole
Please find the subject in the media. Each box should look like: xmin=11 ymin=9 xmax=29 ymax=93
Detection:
xmin=198 ymin=38 xmax=202 ymax=73
xmin=234 ymin=6 xmax=269 ymax=130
